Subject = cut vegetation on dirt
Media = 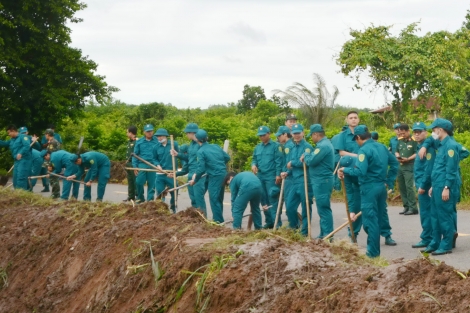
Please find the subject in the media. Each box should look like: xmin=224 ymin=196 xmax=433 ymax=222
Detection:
xmin=0 ymin=189 xmax=470 ymax=313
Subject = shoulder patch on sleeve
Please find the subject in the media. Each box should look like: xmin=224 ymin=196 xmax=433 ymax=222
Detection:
xmin=90 ymin=159 xmax=95 ymax=164
xmin=314 ymin=148 xmax=320 ymax=155
xmin=305 ymin=148 xmax=311 ymax=153
xmin=426 ymin=153 xmax=432 ymax=160
xmin=24 ymin=137 xmax=28 ymax=140
xmin=285 ymin=148 xmax=290 ymax=154
xmin=358 ymin=154 xmax=365 ymax=162
xmin=278 ymin=146 xmax=282 ymax=153
xmin=448 ymin=150 xmax=455 ymax=158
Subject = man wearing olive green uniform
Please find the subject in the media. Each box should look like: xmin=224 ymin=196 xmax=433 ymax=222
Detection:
xmin=396 ymin=124 xmax=418 ymax=215
xmin=304 ymin=124 xmax=334 ymax=238
xmin=124 ymin=126 xmax=137 ymax=202
xmin=422 ymin=119 xmax=461 ymax=255
xmin=411 ymin=122 xmax=435 ymax=249
xmin=251 ymin=126 xmax=283 ymax=229
xmin=192 ymin=129 xmax=230 ymax=223
xmin=283 ymin=124 xmax=313 ymax=236
xmin=339 ymin=125 xmax=398 ymax=258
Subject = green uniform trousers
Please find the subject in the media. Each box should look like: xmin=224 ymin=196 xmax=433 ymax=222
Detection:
xmin=361 ymin=183 xmax=388 ymax=258
xmin=232 ymin=185 xmax=262 ymax=229
xmin=136 ymin=164 xmax=156 ymax=202
xmin=285 ymin=181 xmax=313 ymax=236
xmin=13 ymin=158 xmax=32 ymax=190
xmin=417 ymin=188 xmax=433 ymax=244
xmin=155 ymin=174 xmax=178 ymax=213
xmin=428 ymin=186 xmax=457 ymax=251
xmin=312 ymin=177 xmax=334 ymax=238
xmin=188 ymin=172 xmax=207 ymax=216
xmin=83 ymin=163 xmax=110 ymax=201
xmin=259 ymin=176 xmax=279 ymax=227
xmin=61 ymin=165 xmax=80 ymax=200
xmin=29 ymin=158 xmax=44 ymax=191
xmin=344 ymin=176 xmax=362 ymax=237
xmin=397 ymin=164 xmax=417 ymax=212
xmin=126 ymin=162 xmax=136 ymax=200
xmin=207 ymin=173 xmax=226 ymax=223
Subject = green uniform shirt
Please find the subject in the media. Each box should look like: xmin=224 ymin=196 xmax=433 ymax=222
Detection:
xmin=285 ymin=139 xmax=314 ymax=181
xmin=126 ymin=138 xmax=137 ymax=162
xmin=74 ymin=151 xmax=110 ymax=182
xmin=389 ymin=136 xmax=399 ymax=154
xmin=132 ymin=136 xmax=159 ymax=168
xmin=251 ymin=139 xmax=283 ymax=178
xmin=344 ymin=139 xmax=398 ymax=187
xmin=304 ymin=136 xmax=334 ymax=178
xmin=195 ymin=143 xmax=230 ymax=180
xmin=153 ymin=141 xmax=179 ymax=170
xmin=230 ymin=171 xmax=262 ymax=203
xmin=336 ymin=127 xmax=360 ymax=154
xmin=431 ymin=136 xmax=460 ymax=188
xmin=0 ymin=134 xmax=32 ymax=159
xmin=414 ymin=140 xmax=435 ymax=190
xmin=46 ymin=138 xmax=61 ymax=153
xmin=397 ymin=137 xmax=417 ymax=166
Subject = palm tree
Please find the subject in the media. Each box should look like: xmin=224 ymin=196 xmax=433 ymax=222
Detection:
xmin=273 ymin=73 xmax=339 ymax=126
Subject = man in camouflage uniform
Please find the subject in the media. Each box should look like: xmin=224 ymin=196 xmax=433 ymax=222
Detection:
xmin=39 ymin=125 xmax=63 ymax=192
xmin=124 ymin=126 xmax=137 ymax=202
xmin=43 ymin=129 xmax=61 ymax=198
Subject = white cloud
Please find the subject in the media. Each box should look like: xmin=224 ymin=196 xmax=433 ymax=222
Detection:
xmin=70 ymin=0 xmax=470 ymax=109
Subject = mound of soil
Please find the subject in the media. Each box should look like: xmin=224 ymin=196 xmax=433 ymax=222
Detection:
xmin=1 ymin=190 xmax=470 ymax=313
xmin=109 ymin=161 xmax=127 ymax=183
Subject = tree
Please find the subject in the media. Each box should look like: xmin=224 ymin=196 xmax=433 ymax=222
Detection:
xmin=337 ymin=20 xmax=470 ymax=128
xmin=236 ymin=84 xmax=266 ymax=113
xmin=0 ymin=0 xmax=118 ymax=133
xmin=273 ymin=73 xmax=339 ymax=126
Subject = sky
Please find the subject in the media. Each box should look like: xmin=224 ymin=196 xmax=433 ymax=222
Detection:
xmin=69 ymin=0 xmax=470 ymax=110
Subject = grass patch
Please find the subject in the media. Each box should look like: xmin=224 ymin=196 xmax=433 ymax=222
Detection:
xmin=328 ymin=238 xmax=389 ymax=267
xmin=0 ymin=263 xmax=11 ymax=289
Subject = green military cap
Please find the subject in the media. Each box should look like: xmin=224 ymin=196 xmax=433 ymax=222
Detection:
xmin=143 ymin=124 xmax=154 ymax=132
xmin=427 ymin=118 xmax=453 ymax=131
xmin=184 ymin=123 xmax=198 ymax=133
xmin=339 ymin=155 xmax=356 ymax=167
xmin=354 ymin=125 xmax=369 ymax=137
xmin=154 ymin=128 xmax=169 ymax=136
xmin=412 ymin=122 xmax=426 ymax=131
xmin=256 ymin=126 xmax=270 ymax=136
xmin=308 ymin=124 xmax=324 ymax=136
xmin=275 ymin=126 xmax=290 ymax=137
xmin=45 ymin=128 xmax=54 ymax=136
xmin=40 ymin=150 xmax=48 ymax=157
xmin=195 ymin=129 xmax=208 ymax=142
xmin=286 ymin=113 xmax=297 ymax=121
xmin=393 ymin=123 xmax=401 ymax=129
xmin=19 ymin=126 xmax=28 ymax=134
xmin=291 ymin=123 xmax=304 ymax=134
xmin=371 ymin=131 xmax=379 ymax=140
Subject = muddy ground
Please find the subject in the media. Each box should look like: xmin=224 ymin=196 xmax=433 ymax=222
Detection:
xmin=1 ymin=189 xmax=470 ymax=313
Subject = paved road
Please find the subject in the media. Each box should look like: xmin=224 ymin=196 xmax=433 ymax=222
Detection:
xmin=27 ymin=181 xmax=470 ymax=271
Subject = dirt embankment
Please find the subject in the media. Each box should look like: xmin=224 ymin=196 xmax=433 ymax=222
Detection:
xmin=0 ymin=189 xmax=470 ymax=313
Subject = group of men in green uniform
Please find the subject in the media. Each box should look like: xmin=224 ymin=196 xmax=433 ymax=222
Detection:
xmin=1 ymin=124 xmax=111 ymax=201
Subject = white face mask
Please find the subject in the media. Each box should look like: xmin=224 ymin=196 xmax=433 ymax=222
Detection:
xmin=158 ymin=139 xmax=167 ymax=144
xmin=431 ymin=130 xmax=439 ymax=140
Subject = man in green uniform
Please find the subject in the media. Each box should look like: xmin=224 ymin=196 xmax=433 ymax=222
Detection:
xmin=39 ymin=125 xmax=63 ymax=192
xmin=411 ymin=122 xmax=435 ymax=249
xmin=171 ymin=123 xmax=207 ymax=215
xmin=338 ymin=125 xmax=398 ymax=258
xmin=133 ymin=124 xmax=160 ymax=203
xmin=389 ymin=123 xmax=401 ymax=154
xmin=43 ymin=129 xmax=62 ymax=198
xmin=224 ymin=171 xmax=263 ymax=229
xmin=29 ymin=149 xmax=45 ymax=191
xmin=303 ymin=124 xmax=334 ymax=239
xmin=124 ymin=126 xmax=137 ymax=202
xmin=282 ymin=123 xmax=313 ymax=236
xmin=191 ymin=129 xmax=230 ymax=223
xmin=331 ymin=125 xmax=348 ymax=191
xmin=153 ymin=128 xmax=179 ymax=213
xmin=251 ymin=126 xmax=283 ymax=228
xmin=396 ymin=124 xmax=418 ymax=215
xmin=421 ymin=119 xmax=460 ymax=255
xmin=47 ymin=150 xmax=80 ymax=200
xmin=0 ymin=125 xmax=32 ymax=190
xmin=371 ymin=131 xmax=379 ymax=141
xmin=69 ymin=151 xmax=111 ymax=201
xmin=335 ymin=111 xmax=362 ymax=239
xmin=274 ymin=125 xmax=291 ymax=227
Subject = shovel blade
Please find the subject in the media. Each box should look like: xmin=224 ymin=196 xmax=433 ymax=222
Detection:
xmin=0 ymin=176 xmax=9 ymax=186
